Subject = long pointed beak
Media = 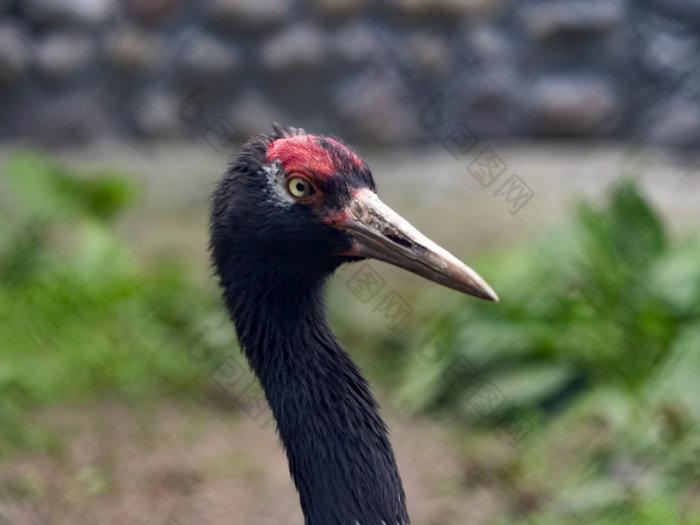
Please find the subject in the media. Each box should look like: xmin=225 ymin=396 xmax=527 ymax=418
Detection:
xmin=333 ymin=189 xmax=498 ymax=301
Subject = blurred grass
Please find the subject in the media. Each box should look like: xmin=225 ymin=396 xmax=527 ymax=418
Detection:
xmin=0 ymin=150 xmax=234 ymax=456
xmin=1 ymin=150 xmax=698 ymax=523
xmin=388 ymin=180 xmax=700 ymax=414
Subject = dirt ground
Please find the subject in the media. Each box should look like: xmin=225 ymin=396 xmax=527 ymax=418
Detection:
xmin=0 ymin=399 xmax=514 ymax=525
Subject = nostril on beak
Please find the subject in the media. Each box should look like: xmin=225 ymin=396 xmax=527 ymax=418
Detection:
xmin=386 ymin=234 xmax=413 ymax=250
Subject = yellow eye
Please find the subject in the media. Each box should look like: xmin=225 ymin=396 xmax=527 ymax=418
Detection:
xmin=287 ymin=176 xmax=315 ymax=199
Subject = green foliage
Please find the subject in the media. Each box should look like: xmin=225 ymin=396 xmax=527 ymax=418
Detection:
xmin=0 ymin=151 xmax=228 ymax=457
xmin=394 ymin=180 xmax=700 ymax=418
xmin=501 ymin=497 xmax=692 ymax=525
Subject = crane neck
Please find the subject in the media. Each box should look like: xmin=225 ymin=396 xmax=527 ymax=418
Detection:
xmin=223 ymin=267 xmax=410 ymax=525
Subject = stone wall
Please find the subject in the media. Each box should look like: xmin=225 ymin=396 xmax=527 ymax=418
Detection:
xmin=1 ymin=0 xmax=699 ymax=147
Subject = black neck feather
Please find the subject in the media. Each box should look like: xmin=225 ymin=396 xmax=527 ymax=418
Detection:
xmin=220 ymin=261 xmax=409 ymax=525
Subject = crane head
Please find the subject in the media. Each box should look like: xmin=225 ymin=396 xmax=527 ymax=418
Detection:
xmin=211 ymin=124 xmax=498 ymax=302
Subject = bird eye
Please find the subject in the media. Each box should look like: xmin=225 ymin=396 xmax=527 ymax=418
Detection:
xmin=287 ymin=176 xmax=315 ymax=199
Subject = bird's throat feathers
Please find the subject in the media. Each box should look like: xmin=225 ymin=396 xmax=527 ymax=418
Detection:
xmin=220 ymin=269 xmax=409 ymax=525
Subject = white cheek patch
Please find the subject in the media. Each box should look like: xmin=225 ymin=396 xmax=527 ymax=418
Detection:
xmin=262 ymin=161 xmax=295 ymax=208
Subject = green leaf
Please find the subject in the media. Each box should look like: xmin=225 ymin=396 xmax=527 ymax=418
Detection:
xmin=467 ymin=362 xmax=578 ymax=415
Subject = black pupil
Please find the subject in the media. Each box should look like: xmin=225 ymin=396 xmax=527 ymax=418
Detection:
xmin=296 ymin=182 xmax=305 ymax=193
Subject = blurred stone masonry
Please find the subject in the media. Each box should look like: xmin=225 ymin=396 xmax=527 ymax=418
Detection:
xmin=0 ymin=0 xmax=699 ymax=147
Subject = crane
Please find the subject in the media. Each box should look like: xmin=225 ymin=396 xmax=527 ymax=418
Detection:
xmin=209 ymin=124 xmax=498 ymax=524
